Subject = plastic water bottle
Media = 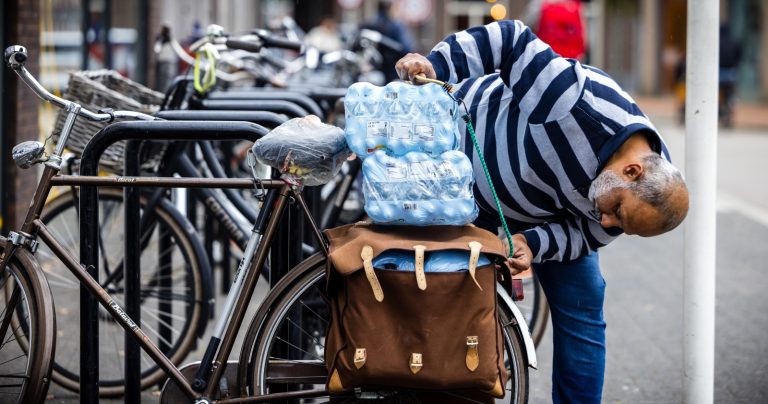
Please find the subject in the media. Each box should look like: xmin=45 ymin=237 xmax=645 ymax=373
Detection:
xmin=425 ymin=250 xmax=491 ymax=272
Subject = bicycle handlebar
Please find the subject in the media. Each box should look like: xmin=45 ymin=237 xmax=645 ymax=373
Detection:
xmin=4 ymin=45 xmax=156 ymax=122
xmin=190 ymin=29 xmax=303 ymax=54
xmin=251 ymin=29 xmax=303 ymax=52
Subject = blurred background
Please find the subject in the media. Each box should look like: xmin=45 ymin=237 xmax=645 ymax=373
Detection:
xmin=2 ymin=2 xmax=768 ymax=402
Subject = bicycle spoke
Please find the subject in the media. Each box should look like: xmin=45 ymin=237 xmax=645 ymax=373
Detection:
xmin=43 ymin=271 xmax=80 ymax=289
xmin=297 ymin=298 xmax=329 ymax=327
xmin=140 ymin=305 xmax=187 ymax=324
xmin=271 ymin=336 xmax=324 ymax=362
xmin=284 ymin=315 xmax=325 ymax=350
xmin=137 ymin=317 xmax=178 ymax=349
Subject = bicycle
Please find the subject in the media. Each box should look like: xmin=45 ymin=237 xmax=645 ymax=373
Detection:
xmin=2 ymin=45 xmax=535 ymax=403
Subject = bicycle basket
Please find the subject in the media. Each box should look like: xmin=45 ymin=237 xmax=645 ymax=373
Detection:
xmin=51 ymin=70 xmax=166 ymax=174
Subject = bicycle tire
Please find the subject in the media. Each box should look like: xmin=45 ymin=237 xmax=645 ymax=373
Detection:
xmin=0 ymin=240 xmax=56 ymax=404
xmin=244 ymin=256 xmax=529 ymax=402
xmin=37 ymin=188 xmax=208 ymax=397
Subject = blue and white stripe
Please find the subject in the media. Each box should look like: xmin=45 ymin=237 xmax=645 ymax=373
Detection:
xmin=426 ymin=20 xmax=670 ymax=263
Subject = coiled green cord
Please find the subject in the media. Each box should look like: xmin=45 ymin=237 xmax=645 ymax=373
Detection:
xmin=412 ymin=76 xmax=515 ymax=257
xmin=461 ymin=113 xmax=514 ymax=257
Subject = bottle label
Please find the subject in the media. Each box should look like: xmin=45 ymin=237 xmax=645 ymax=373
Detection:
xmin=386 ymin=165 xmax=408 ymax=180
xmin=389 ymin=122 xmax=412 ymax=140
xmin=367 ymin=121 xmax=388 ymax=137
xmin=414 ymin=124 xmax=435 ymax=141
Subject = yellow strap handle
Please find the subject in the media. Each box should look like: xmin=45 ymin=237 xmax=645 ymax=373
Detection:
xmin=193 ymin=44 xmax=217 ymax=94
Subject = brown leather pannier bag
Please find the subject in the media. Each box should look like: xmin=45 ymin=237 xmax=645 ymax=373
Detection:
xmin=323 ymin=223 xmax=513 ymax=399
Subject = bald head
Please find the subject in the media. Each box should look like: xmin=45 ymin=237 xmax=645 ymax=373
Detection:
xmin=631 ymin=153 xmax=689 ymax=234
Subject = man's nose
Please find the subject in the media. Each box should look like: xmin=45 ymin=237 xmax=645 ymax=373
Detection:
xmin=600 ymin=214 xmax=620 ymax=229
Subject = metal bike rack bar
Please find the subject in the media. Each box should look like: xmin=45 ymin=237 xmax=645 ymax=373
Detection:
xmin=123 ymin=139 xmax=142 ymax=403
xmin=206 ymin=90 xmax=325 ymax=120
xmin=156 ymin=110 xmax=286 ymax=129
xmin=191 ymin=99 xmax=309 ymax=119
xmin=78 ymin=120 xmax=268 ymax=404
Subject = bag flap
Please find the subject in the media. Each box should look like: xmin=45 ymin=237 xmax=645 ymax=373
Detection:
xmin=324 ymin=222 xmax=508 ymax=275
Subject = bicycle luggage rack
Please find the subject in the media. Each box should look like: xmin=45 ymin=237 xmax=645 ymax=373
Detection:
xmin=55 ymin=120 xmax=302 ymax=404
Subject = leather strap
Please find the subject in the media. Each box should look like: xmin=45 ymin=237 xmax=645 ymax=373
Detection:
xmin=361 ymin=245 xmax=384 ymax=302
xmin=486 ymin=375 xmax=504 ymax=398
xmin=328 ymin=368 xmax=344 ymax=392
xmin=413 ymin=244 xmax=427 ymax=290
xmin=467 ymin=241 xmax=484 ymax=291
xmin=465 ymin=336 xmax=479 ymax=372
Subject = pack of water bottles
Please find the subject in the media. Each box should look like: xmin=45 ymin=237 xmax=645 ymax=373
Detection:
xmin=362 ymin=150 xmax=479 ymax=225
xmin=344 ymin=81 xmax=460 ymax=158
xmin=344 ymin=81 xmax=479 ymax=226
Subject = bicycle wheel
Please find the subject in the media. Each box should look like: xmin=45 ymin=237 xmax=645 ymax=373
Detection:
xmin=37 ymin=188 xmax=208 ymax=397
xmin=245 ymin=256 xmax=529 ymax=402
xmin=514 ymin=270 xmax=549 ymax=347
xmin=0 ymin=242 xmax=56 ymax=404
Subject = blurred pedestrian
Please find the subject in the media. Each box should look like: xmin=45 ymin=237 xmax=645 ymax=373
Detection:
xmin=305 ymin=16 xmax=344 ymax=54
xmin=154 ymin=24 xmax=179 ymax=93
xmin=361 ymin=0 xmax=413 ymax=82
xmin=719 ymin=24 xmax=742 ymax=127
xmin=525 ymin=0 xmax=587 ymax=61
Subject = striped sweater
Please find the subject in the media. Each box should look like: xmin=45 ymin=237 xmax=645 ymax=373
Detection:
xmin=426 ymin=20 xmax=671 ymax=263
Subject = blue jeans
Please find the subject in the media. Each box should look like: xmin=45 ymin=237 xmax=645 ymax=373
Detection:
xmin=534 ymin=252 xmax=606 ymax=404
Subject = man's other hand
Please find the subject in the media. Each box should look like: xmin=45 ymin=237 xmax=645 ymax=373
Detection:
xmin=395 ymin=53 xmax=436 ymax=82
xmin=505 ymin=233 xmax=533 ymax=275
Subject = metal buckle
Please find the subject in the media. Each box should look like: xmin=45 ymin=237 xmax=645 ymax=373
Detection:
xmin=409 ymin=353 xmax=423 ymax=374
xmin=467 ymin=336 xmax=479 ymax=347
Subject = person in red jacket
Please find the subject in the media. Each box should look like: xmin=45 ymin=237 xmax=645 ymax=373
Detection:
xmin=531 ymin=0 xmax=587 ymax=60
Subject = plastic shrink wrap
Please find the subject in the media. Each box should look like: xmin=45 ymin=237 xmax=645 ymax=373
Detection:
xmin=363 ymin=150 xmax=479 ymax=225
xmin=251 ymin=115 xmax=351 ymax=186
xmin=344 ymin=81 xmax=460 ymax=158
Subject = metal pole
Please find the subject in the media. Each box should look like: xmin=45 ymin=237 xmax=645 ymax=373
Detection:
xmin=124 ymin=140 xmax=142 ymax=403
xmin=684 ymin=1 xmax=718 ymax=403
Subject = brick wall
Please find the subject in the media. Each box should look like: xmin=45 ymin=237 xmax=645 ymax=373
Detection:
xmin=3 ymin=0 xmax=40 ymax=231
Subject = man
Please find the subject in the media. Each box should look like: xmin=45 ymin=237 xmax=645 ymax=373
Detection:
xmin=396 ymin=20 xmax=688 ymax=403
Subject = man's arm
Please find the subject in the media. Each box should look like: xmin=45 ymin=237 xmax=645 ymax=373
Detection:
xmin=521 ymin=217 xmax=619 ymax=263
xmin=397 ymin=20 xmax=582 ymax=122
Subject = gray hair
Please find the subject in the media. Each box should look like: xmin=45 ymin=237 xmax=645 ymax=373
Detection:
xmin=631 ymin=153 xmax=688 ymax=232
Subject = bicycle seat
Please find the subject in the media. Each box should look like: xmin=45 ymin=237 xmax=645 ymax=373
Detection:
xmin=251 ymin=115 xmax=351 ymax=186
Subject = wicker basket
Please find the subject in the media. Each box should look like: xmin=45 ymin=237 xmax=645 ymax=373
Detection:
xmin=52 ymin=70 xmax=166 ymax=173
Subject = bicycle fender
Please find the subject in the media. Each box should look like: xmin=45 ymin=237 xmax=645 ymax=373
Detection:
xmin=497 ymin=284 xmax=538 ymax=369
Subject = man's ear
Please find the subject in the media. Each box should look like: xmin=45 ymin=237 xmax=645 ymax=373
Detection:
xmin=623 ymin=163 xmax=643 ymax=181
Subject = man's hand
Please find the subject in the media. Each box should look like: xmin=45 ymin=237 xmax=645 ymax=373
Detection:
xmin=504 ymin=233 xmax=533 ymax=275
xmin=395 ymin=53 xmax=436 ymax=83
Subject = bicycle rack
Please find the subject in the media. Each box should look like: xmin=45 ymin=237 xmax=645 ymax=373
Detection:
xmin=155 ymin=110 xmax=288 ymax=294
xmin=78 ymin=120 xmax=274 ymax=404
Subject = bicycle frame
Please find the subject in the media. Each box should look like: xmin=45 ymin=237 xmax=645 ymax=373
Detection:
xmin=3 ymin=155 xmax=329 ymax=401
